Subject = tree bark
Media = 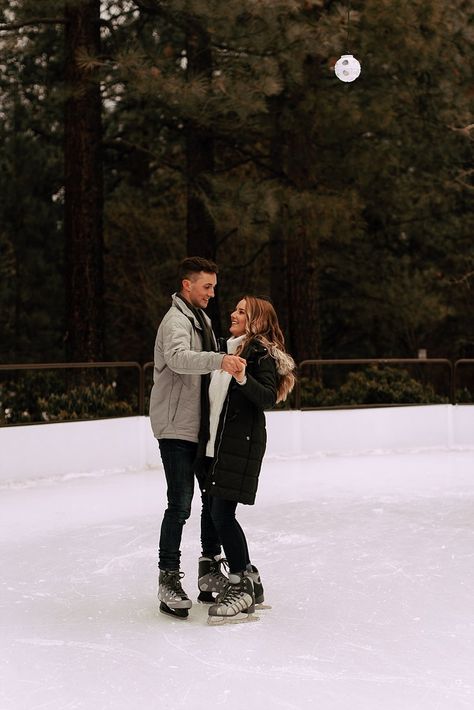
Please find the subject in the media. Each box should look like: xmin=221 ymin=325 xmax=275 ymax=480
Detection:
xmin=185 ymin=24 xmax=221 ymax=335
xmin=185 ymin=26 xmax=216 ymax=259
xmin=287 ymin=223 xmax=320 ymax=365
xmin=64 ymin=0 xmax=104 ymax=361
xmin=268 ymin=105 xmax=290 ymax=342
xmin=283 ymin=58 xmax=322 ymax=365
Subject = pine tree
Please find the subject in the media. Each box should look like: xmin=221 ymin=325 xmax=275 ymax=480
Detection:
xmin=0 ymin=0 xmax=65 ymax=361
xmin=1 ymin=0 xmax=472 ymax=366
xmin=0 ymin=0 xmax=106 ymax=362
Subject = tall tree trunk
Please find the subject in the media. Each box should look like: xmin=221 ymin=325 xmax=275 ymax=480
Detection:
xmin=185 ymin=27 xmax=215 ymax=258
xmin=284 ymin=58 xmax=322 ymax=365
xmin=64 ymin=0 xmax=104 ymax=362
xmin=267 ymin=67 xmax=321 ymax=365
xmin=268 ymin=108 xmax=289 ymax=342
xmin=11 ymin=87 xmax=23 ymax=360
xmin=287 ymin=222 xmax=320 ymax=365
xmin=269 ymin=215 xmax=289 ymax=341
xmin=185 ymin=24 xmax=221 ymax=335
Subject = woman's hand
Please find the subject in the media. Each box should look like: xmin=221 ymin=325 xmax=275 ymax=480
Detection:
xmin=233 ymin=361 xmax=247 ymax=384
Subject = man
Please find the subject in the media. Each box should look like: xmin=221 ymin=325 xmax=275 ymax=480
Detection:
xmin=149 ymin=256 xmax=244 ymax=619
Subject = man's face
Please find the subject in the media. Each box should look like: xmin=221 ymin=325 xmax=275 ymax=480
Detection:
xmin=182 ymin=271 xmax=217 ymax=309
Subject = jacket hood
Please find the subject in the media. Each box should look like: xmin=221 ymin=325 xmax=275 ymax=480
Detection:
xmin=269 ymin=346 xmax=296 ymax=376
xmin=239 ymin=336 xmax=296 ymax=377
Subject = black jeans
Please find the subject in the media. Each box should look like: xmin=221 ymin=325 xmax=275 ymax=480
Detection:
xmin=158 ymin=439 xmax=221 ymax=570
xmin=204 ymin=494 xmax=251 ymax=574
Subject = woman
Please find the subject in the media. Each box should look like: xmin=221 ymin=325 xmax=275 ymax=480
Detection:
xmin=198 ymin=296 xmax=295 ymax=623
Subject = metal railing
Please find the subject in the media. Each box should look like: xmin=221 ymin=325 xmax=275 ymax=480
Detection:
xmin=0 ymin=361 xmax=144 ymax=420
xmin=1 ymin=357 xmax=474 ymax=426
xmin=453 ymin=359 xmax=474 ymax=402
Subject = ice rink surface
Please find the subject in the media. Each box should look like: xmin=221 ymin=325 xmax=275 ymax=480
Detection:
xmin=1 ymin=450 xmax=474 ymax=710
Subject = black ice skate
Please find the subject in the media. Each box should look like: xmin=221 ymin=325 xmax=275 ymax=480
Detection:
xmin=198 ymin=555 xmax=229 ymax=603
xmin=158 ymin=570 xmax=192 ymax=619
xmin=207 ymin=574 xmax=258 ymax=625
xmin=245 ymin=565 xmax=271 ymax=610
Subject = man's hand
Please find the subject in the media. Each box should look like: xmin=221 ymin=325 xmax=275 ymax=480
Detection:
xmin=221 ymin=354 xmax=246 ymax=376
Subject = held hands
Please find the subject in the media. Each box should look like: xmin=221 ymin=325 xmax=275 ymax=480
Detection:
xmin=221 ymin=354 xmax=246 ymax=381
xmin=233 ymin=361 xmax=246 ymax=384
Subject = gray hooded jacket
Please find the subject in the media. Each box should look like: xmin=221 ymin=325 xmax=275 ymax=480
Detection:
xmin=149 ymin=294 xmax=225 ymax=442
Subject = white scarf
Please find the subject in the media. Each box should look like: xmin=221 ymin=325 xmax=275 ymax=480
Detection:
xmin=206 ymin=335 xmax=245 ymax=457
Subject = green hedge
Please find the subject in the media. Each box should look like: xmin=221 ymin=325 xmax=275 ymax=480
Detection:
xmin=0 ymin=374 xmax=133 ymax=424
xmin=300 ymin=365 xmax=447 ymax=407
xmin=0 ymin=365 xmax=470 ymax=424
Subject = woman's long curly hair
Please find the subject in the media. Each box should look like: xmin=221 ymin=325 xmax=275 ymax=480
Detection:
xmin=236 ymin=296 xmax=296 ymax=403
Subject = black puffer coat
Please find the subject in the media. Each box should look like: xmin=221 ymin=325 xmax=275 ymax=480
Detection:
xmin=201 ymin=339 xmax=277 ymax=505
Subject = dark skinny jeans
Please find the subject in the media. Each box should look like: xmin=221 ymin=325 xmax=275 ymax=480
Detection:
xmin=158 ymin=439 xmax=221 ymax=570
xmin=202 ymin=493 xmax=251 ymax=575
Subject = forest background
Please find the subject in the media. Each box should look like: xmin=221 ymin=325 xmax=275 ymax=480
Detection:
xmin=0 ymin=0 xmax=472 ymax=377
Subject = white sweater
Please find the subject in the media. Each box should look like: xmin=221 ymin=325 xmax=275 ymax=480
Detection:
xmin=206 ymin=335 xmax=245 ymax=457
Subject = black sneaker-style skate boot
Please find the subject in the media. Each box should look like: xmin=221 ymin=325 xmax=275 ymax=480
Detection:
xmin=207 ymin=574 xmax=256 ymax=625
xmin=198 ymin=556 xmax=229 ymax=603
xmin=158 ymin=570 xmax=192 ymax=619
xmin=245 ymin=565 xmax=264 ymax=605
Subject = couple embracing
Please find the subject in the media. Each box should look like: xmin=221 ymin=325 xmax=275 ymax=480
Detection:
xmin=149 ymin=257 xmax=295 ymax=624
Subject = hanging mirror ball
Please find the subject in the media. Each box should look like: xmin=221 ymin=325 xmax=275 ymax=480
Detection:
xmin=335 ymin=54 xmax=361 ymax=83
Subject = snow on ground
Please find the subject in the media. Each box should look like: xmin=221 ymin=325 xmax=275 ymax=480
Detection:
xmin=1 ymin=450 xmax=474 ymax=710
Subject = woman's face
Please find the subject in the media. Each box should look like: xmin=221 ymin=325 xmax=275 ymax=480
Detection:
xmin=229 ymin=299 xmax=247 ymax=337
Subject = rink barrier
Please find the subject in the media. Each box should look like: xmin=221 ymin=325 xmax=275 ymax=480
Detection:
xmin=2 ymin=406 xmax=474 ymax=483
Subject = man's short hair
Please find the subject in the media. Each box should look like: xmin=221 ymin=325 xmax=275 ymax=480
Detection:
xmin=178 ymin=256 xmax=218 ymax=290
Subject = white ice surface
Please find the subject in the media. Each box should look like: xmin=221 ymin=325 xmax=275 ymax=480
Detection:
xmin=1 ymin=451 xmax=474 ymax=710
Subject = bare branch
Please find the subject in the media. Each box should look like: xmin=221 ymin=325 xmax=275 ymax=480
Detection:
xmin=223 ymin=241 xmax=270 ymax=269
xmin=454 ymin=177 xmax=474 ymax=193
xmin=449 ymin=123 xmax=474 ymax=139
xmin=0 ymin=18 xmax=65 ymax=32
xmin=449 ymin=271 xmax=474 ymax=288
xmin=216 ymin=228 xmax=238 ymax=247
xmin=106 ymin=137 xmax=185 ymax=176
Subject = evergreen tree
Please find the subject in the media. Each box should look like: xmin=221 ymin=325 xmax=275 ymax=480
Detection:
xmin=1 ymin=0 xmax=472 ymax=368
xmin=0 ymin=0 xmax=64 ymax=362
xmin=316 ymin=0 xmax=474 ymax=358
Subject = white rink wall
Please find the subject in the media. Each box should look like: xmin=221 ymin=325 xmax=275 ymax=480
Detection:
xmin=2 ymin=405 xmax=474 ymax=484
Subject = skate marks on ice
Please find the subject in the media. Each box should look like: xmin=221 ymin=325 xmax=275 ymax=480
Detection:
xmin=2 ymin=453 xmax=474 ymax=709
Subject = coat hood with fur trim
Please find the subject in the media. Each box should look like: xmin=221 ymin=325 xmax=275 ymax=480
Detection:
xmin=268 ymin=345 xmax=296 ymax=376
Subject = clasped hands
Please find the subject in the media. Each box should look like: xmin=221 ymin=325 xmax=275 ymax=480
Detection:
xmin=221 ymin=354 xmax=247 ymax=383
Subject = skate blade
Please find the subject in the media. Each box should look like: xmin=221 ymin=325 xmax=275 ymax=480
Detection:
xmin=207 ymin=613 xmax=259 ymax=626
xmin=159 ymin=602 xmax=189 ymax=619
xmin=197 ymin=591 xmax=216 ymax=604
xmin=158 ymin=598 xmax=192 ymax=609
xmin=256 ymin=603 xmax=272 ymax=610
